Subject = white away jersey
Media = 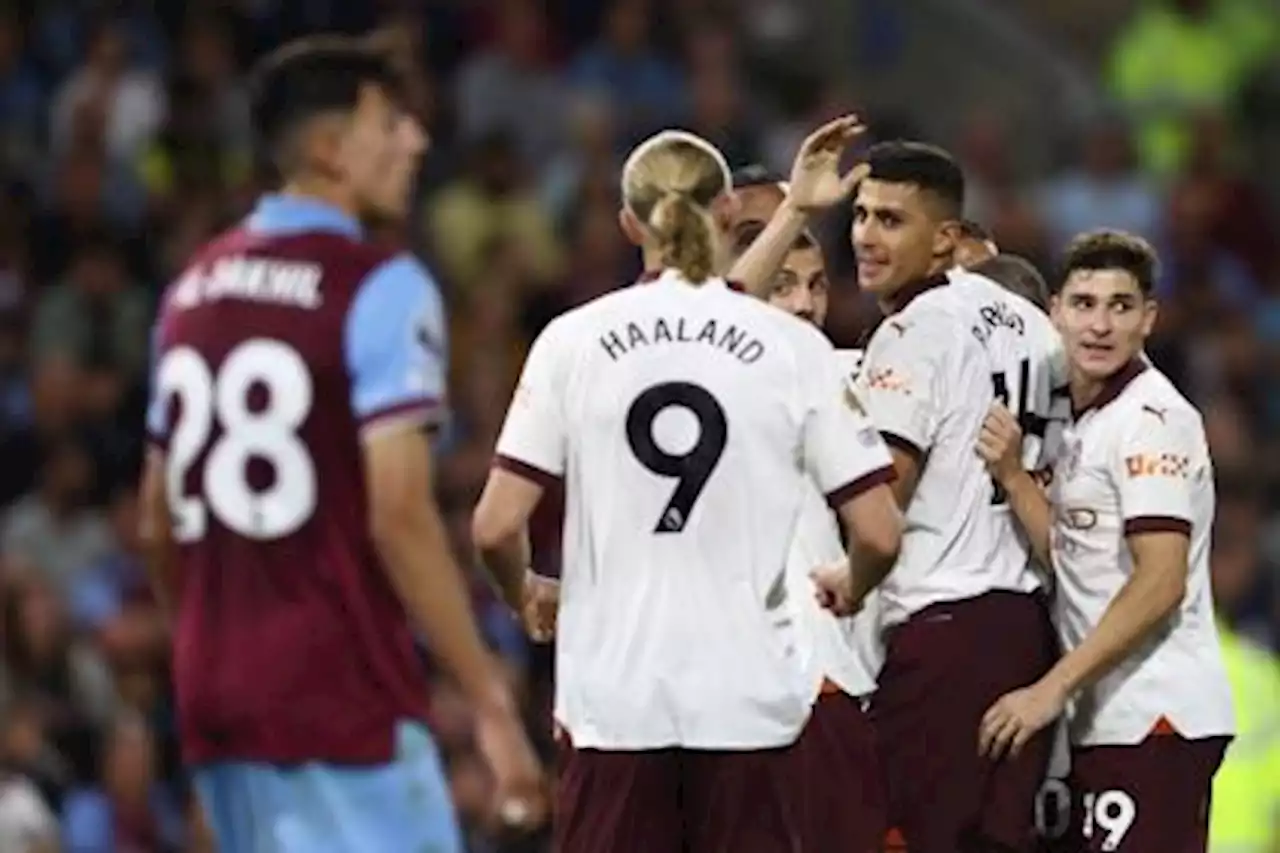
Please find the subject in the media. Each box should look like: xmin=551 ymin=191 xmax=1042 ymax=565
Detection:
xmin=856 ymin=269 xmax=1061 ymax=625
xmin=1050 ymin=361 xmax=1234 ymax=746
xmin=495 ymin=270 xmax=894 ymax=749
xmin=786 ymin=348 xmax=883 ymax=701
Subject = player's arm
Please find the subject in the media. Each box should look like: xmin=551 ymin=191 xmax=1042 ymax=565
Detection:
xmin=1041 ymin=411 xmax=1200 ymax=700
xmin=138 ymin=447 xmax=175 ymax=620
xmin=138 ymin=324 xmax=177 ymax=621
xmin=729 ymin=199 xmax=809 ymax=297
xmin=805 ymin=348 xmax=903 ymax=605
xmin=977 ymin=403 xmax=1053 ymax=565
xmin=858 ymin=319 xmax=945 ymax=511
xmin=729 ymin=115 xmax=866 ymax=296
xmin=472 ymin=325 xmax=566 ymax=610
xmin=348 ymin=257 xmax=512 ymax=713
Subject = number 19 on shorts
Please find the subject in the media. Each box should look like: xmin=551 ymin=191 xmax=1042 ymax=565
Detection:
xmin=1082 ymin=789 xmax=1136 ymax=852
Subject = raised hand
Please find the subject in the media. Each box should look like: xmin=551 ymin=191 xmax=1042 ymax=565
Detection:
xmin=787 ymin=115 xmax=869 ymax=213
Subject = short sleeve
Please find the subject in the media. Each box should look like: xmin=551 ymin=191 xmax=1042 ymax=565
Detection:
xmin=344 ymin=254 xmax=448 ymax=434
xmin=144 ymin=320 xmax=168 ymax=446
xmin=1115 ymin=405 xmax=1202 ymax=537
xmin=493 ymin=322 xmax=567 ymax=485
xmin=802 ymin=343 xmax=896 ymax=508
xmin=859 ymin=315 xmax=944 ymax=459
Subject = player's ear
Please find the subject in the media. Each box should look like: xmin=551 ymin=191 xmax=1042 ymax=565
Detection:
xmin=933 ymin=219 xmax=960 ymax=266
xmin=1140 ymin=296 xmax=1158 ymax=337
xmin=618 ymin=207 xmax=646 ymax=247
xmin=711 ymin=191 xmax=739 ymax=233
xmin=1049 ymin=293 xmax=1064 ymax=329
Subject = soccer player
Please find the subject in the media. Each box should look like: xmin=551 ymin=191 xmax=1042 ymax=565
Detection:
xmin=813 ymin=141 xmax=1063 ymax=853
xmin=471 ymin=124 xmax=903 ymax=853
xmin=759 ymin=229 xmax=889 ymax=851
xmin=139 ymin=37 xmax=542 ymax=852
xmin=956 ymin=218 xmax=999 ymax=268
xmin=971 ymin=254 xmax=1051 ymax=313
xmin=976 ymin=229 xmax=1235 ymax=852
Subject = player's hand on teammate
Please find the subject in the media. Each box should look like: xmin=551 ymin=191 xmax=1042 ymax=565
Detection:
xmin=521 ymin=570 xmax=559 ymax=643
xmin=787 ymin=114 xmax=869 ymax=213
xmin=810 ymin=560 xmax=864 ymax=617
xmin=978 ymin=678 xmax=1067 ymax=761
xmin=474 ymin=697 xmax=549 ymax=832
xmin=975 ymin=402 xmax=1024 ymax=486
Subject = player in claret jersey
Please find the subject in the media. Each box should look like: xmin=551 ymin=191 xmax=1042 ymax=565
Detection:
xmin=139 ymin=36 xmax=542 ymax=852
xmin=977 ymin=230 xmax=1234 ymax=853
xmin=813 ymin=141 xmax=1064 ymax=853
xmin=472 ymin=124 xmax=904 ymax=853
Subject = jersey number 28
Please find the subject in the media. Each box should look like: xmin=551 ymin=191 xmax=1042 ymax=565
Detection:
xmin=155 ymin=340 xmax=317 ymax=543
xmin=626 ymin=381 xmax=727 ymax=533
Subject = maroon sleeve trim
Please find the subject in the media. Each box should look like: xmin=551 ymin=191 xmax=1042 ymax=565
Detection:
xmin=494 ymin=454 xmax=563 ymax=488
xmin=1124 ymin=516 xmax=1191 ymax=537
xmin=880 ymin=431 xmax=925 ymax=466
xmin=358 ymin=398 xmax=444 ymax=432
xmin=826 ymin=465 xmax=897 ymax=509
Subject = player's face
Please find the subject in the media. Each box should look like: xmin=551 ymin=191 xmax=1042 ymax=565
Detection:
xmin=729 ymin=184 xmax=786 ymax=258
xmin=341 ymin=84 xmax=427 ymax=220
xmin=954 ymin=235 xmax=997 ymax=268
xmin=1052 ymin=269 xmax=1156 ymax=382
xmin=766 ymin=245 xmax=828 ymax=327
xmin=852 ymin=179 xmax=954 ymax=297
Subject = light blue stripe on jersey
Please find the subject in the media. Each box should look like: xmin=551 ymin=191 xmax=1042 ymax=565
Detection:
xmin=245 ymin=193 xmax=364 ymax=238
xmin=344 ymin=255 xmax=448 ymax=422
xmin=193 ymin=721 xmax=462 ymax=853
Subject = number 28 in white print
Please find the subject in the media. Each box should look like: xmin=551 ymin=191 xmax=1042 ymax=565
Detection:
xmin=155 ymin=340 xmax=318 ymax=542
xmin=1082 ymin=789 xmax=1137 ymax=852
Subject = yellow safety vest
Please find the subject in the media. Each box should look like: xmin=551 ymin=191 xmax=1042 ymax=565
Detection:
xmin=1210 ymin=626 xmax=1280 ymax=853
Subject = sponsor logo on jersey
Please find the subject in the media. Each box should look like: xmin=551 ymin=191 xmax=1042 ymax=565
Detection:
xmin=1124 ymin=452 xmax=1189 ymax=479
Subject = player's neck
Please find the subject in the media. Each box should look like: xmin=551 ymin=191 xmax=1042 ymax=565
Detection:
xmin=278 ymin=178 xmax=360 ymax=220
xmin=1068 ymin=374 xmax=1107 ymax=415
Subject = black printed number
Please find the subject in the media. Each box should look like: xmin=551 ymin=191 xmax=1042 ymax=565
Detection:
xmin=625 ymin=382 xmax=728 ymax=533
xmin=990 ymin=357 xmax=1047 ymax=505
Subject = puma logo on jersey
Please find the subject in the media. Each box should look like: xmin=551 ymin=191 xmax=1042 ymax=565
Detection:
xmin=888 ymin=321 xmax=909 ymax=337
xmin=1140 ymin=404 xmax=1166 ymax=422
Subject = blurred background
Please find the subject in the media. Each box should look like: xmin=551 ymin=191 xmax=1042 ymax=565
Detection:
xmin=0 ymin=0 xmax=1277 ymax=851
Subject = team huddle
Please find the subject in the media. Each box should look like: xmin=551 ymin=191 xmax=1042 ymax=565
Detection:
xmin=141 ymin=34 xmax=1233 ymax=853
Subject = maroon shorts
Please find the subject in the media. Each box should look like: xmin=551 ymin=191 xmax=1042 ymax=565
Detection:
xmin=873 ymin=591 xmax=1059 ymax=853
xmin=555 ymin=737 xmax=806 ymax=853
xmin=1069 ymin=734 xmax=1229 ymax=853
xmin=794 ymin=684 xmax=886 ymax=853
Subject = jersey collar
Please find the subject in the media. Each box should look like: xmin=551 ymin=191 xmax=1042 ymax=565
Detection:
xmin=881 ymin=271 xmax=948 ymax=315
xmin=245 ymin=193 xmax=364 ymax=238
xmin=637 ymin=268 xmax=745 ymax=292
xmin=1071 ymin=358 xmax=1147 ymax=421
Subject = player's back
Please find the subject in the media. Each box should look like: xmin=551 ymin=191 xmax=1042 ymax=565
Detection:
xmin=148 ymin=197 xmax=438 ymax=766
xmin=859 ymin=269 xmax=1059 ymax=625
xmin=538 ymin=270 xmax=872 ymax=750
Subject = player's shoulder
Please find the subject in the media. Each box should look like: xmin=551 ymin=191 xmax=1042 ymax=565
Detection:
xmin=1117 ymin=362 xmax=1204 ymax=434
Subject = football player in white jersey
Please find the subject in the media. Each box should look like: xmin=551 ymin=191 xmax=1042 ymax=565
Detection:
xmin=976 ymin=229 xmax=1234 ymax=853
xmin=471 ymin=124 xmax=904 ymax=853
xmin=813 ymin=141 xmax=1064 ymax=853
xmin=734 ymin=191 xmax=888 ymax=850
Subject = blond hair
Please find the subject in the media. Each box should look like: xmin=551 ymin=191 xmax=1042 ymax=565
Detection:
xmin=621 ymin=130 xmax=732 ymax=283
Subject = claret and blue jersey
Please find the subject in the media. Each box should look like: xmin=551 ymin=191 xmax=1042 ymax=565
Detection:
xmin=145 ymin=193 xmax=461 ymax=852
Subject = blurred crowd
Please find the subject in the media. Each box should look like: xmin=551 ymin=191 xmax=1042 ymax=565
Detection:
xmin=0 ymin=0 xmax=1276 ymax=851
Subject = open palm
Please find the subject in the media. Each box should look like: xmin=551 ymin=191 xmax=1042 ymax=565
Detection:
xmin=787 ymin=115 xmax=869 ymax=212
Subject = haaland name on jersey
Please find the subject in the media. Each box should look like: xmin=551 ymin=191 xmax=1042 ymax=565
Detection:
xmin=599 ymin=314 xmax=766 ymax=364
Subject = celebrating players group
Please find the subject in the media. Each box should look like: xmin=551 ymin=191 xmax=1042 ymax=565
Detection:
xmin=142 ymin=33 xmax=1234 ymax=853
